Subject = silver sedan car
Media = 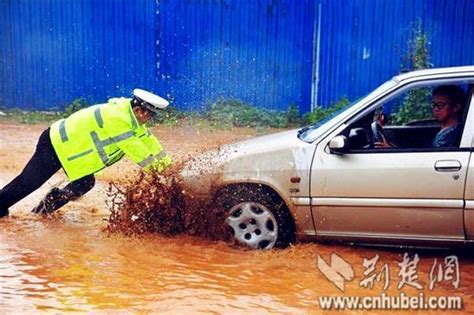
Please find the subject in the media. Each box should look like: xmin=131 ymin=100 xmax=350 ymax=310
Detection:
xmin=182 ymin=66 xmax=474 ymax=249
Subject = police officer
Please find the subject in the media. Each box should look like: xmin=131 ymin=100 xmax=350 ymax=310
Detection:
xmin=0 ymin=89 xmax=172 ymax=217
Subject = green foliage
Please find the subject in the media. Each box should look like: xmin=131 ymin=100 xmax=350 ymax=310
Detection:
xmin=204 ymin=99 xmax=291 ymax=129
xmin=393 ymin=19 xmax=432 ymax=124
xmin=0 ymin=98 xmax=89 ymax=124
xmin=401 ymin=19 xmax=432 ymax=71
xmin=63 ymin=98 xmax=89 ymax=117
xmin=151 ymin=105 xmax=186 ymax=126
xmin=302 ymin=97 xmax=350 ymax=125
xmin=390 ymin=88 xmax=432 ymax=125
xmin=286 ymin=104 xmax=301 ymax=126
xmin=0 ymin=108 xmax=62 ymax=124
xmin=2 ymin=97 xmax=353 ymax=130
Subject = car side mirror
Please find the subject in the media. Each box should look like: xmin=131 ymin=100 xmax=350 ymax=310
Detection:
xmin=328 ymin=135 xmax=348 ymax=154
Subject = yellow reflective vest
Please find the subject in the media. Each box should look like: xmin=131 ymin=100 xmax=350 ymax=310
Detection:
xmin=50 ymin=97 xmax=172 ymax=181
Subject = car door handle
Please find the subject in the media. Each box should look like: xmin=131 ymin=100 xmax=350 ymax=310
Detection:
xmin=434 ymin=160 xmax=462 ymax=172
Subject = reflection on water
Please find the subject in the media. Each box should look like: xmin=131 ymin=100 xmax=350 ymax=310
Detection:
xmin=1 ymin=214 xmax=473 ymax=313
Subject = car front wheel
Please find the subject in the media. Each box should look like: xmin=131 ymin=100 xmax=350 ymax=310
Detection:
xmin=217 ymin=185 xmax=295 ymax=250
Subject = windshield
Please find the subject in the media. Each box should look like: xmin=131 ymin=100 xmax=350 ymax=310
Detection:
xmin=297 ymin=79 xmax=398 ymax=143
xmin=297 ymin=100 xmax=361 ymax=142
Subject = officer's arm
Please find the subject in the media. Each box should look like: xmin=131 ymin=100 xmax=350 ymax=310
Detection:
xmin=137 ymin=127 xmax=173 ymax=172
xmin=113 ymin=134 xmax=156 ymax=170
xmin=110 ymin=115 xmax=171 ymax=172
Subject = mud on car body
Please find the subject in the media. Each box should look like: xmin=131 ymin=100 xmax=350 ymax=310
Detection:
xmin=181 ymin=66 xmax=474 ymax=250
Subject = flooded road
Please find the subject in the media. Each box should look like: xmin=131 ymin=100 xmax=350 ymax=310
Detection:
xmin=1 ymin=122 xmax=473 ymax=313
xmin=2 ymin=214 xmax=474 ymax=313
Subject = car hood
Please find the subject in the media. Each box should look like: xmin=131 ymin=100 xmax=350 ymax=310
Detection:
xmin=233 ymin=128 xmax=299 ymax=149
xmin=181 ymin=128 xmax=314 ymax=196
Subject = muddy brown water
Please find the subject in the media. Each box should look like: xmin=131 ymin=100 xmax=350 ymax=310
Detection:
xmin=1 ymin=122 xmax=473 ymax=313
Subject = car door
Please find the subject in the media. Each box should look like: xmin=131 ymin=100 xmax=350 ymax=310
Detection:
xmin=465 ymin=147 xmax=474 ymax=239
xmin=310 ymin=80 xmax=473 ymax=241
xmin=463 ymin=86 xmax=474 ymax=239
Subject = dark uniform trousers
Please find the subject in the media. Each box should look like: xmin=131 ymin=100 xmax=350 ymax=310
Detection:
xmin=0 ymin=128 xmax=95 ymax=216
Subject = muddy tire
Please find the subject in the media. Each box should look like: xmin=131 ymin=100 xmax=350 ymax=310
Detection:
xmin=215 ymin=184 xmax=295 ymax=249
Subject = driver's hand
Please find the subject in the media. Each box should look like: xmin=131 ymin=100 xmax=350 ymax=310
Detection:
xmin=374 ymin=139 xmax=395 ymax=148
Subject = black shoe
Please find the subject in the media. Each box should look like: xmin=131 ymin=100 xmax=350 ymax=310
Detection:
xmin=0 ymin=207 xmax=9 ymax=218
xmin=31 ymin=198 xmax=49 ymax=215
xmin=32 ymin=187 xmax=70 ymax=215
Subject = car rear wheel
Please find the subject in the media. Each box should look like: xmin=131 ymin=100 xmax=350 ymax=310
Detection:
xmin=217 ymin=185 xmax=295 ymax=249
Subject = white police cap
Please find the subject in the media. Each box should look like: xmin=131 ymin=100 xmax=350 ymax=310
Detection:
xmin=133 ymin=88 xmax=169 ymax=112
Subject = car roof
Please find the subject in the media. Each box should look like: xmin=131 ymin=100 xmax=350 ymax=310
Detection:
xmin=393 ymin=66 xmax=474 ymax=83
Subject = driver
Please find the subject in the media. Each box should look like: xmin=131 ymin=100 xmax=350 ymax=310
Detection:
xmin=430 ymin=85 xmax=465 ymax=147
xmin=375 ymin=85 xmax=465 ymax=148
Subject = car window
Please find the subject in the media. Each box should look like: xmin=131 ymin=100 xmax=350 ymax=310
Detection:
xmin=341 ymin=83 xmax=471 ymax=152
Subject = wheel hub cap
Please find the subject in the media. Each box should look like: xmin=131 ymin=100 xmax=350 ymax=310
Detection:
xmin=225 ymin=202 xmax=278 ymax=249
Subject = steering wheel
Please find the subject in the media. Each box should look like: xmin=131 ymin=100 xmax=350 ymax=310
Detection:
xmin=370 ymin=121 xmax=386 ymax=144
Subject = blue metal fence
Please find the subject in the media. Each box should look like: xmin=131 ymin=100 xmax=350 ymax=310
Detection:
xmin=1 ymin=0 xmax=157 ymax=109
xmin=1 ymin=0 xmax=473 ymax=113
xmin=315 ymin=0 xmax=474 ymax=108
xmin=158 ymin=0 xmax=315 ymax=111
